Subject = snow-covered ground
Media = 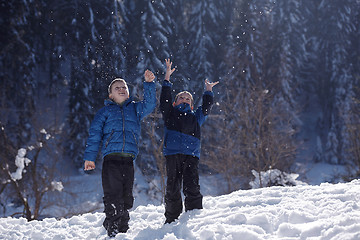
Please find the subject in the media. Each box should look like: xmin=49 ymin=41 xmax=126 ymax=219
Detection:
xmin=1 ymin=179 xmax=359 ymax=239
xmin=1 ymin=152 xmax=357 ymax=239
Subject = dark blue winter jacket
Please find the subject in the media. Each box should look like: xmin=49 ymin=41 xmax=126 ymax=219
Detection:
xmin=160 ymin=80 xmax=214 ymax=158
xmin=84 ymin=82 xmax=156 ymax=162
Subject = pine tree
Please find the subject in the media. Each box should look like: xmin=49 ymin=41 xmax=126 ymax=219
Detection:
xmin=270 ymin=0 xmax=304 ymax=107
xmin=122 ymin=0 xmax=142 ymax=81
xmin=86 ymin=0 xmax=127 ymax=104
xmin=186 ymin=0 xmax=226 ymax=104
xmin=64 ymin=0 xmax=94 ymax=167
xmin=212 ymin=0 xmax=234 ymax=84
xmin=337 ymin=0 xmax=360 ymax=166
xmin=0 ymin=0 xmax=38 ymax=146
xmin=163 ymin=0 xmax=189 ymax=91
xmin=67 ymin=55 xmax=93 ymax=167
xmin=302 ymin=0 xmax=356 ymax=164
xmin=134 ymin=0 xmax=172 ymax=94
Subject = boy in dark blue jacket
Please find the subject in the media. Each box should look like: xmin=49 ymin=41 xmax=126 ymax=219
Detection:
xmin=84 ymin=70 xmax=156 ymax=237
xmin=160 ymin=59 xmax=219 ymax=224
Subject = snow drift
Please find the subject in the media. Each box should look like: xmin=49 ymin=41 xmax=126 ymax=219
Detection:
xmin=1 ymin=179 xmax=359 ymax=239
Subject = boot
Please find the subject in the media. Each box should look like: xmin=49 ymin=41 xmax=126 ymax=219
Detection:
xmin=117 ymin=210 xmax=130 ymax=233
xmin=103 ymin=203 xmax=120 ymax=237
xmin=103 ymin=202 xmax=129 ymax=236
xmin=164 ymin=218 xmax=176 ymax=224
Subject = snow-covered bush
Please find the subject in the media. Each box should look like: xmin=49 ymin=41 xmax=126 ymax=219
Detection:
xmin=204 ymin=83 xmax=298 ymax=193
xmin=249 ymin=169 xmax=307 ymax=189
xmin=0 ymin=126 xmax=65 ymax=221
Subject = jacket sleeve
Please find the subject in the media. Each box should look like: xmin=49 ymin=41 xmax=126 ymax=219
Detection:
xmin=160 ymin=80 xmax=173 ymax=121
xmin=136 ymin=81 xmax=157 ymax=120
xmin=202 ymin=91 xmax=214 ymax=116
xmin=195 ymin=91 xmax=214 ymax=126
xmin=83 ymin=108 xmax=107 ymax=162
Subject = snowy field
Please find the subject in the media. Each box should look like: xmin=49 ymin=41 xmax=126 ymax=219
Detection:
xmin=1 ymin=179 xmax=359 ymax=240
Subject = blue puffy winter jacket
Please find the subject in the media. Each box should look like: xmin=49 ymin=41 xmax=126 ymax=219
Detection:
xmin=83 ymin=82 xmax=156 ymax=162
xmin=160 ymin=80 xmax=214 ymax=158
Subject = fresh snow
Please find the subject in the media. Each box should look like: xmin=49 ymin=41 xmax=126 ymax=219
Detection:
xmin=1 ymin=179 xmax=359 ymax=240
xmin=10 ymin=148 xmax=31 ymax=181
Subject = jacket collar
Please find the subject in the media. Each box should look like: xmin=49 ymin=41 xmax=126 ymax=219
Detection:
xmin=104 ymin=97 xmax=132 ymax=107
xmin=174 ymin=103 xmax=192 ymax=113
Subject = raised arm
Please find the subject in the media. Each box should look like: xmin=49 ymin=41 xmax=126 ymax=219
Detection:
xmin=202 ymin=79 xmax=219 ymax=116
xmin=160 ymin=59 xmax=175 ymax=119
xmin=136 ymin=70 xmax=156 ymax=120
xmin=205 ymin=79 xmax=219 ymax=92
xmin=164 ymin=58 xmax=175 ymax=81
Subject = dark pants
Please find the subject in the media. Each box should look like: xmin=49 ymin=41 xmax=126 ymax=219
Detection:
xmin=164 ymin=154 xmax=203 ymax=223
xmin=102 ymin=155 xmax=134 ymax=235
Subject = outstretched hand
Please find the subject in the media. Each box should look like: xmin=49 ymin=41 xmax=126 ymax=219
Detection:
xmin=165 ymin=58 xmax=175 ymax=81
xmin=144 ymin=69 xmax=155 ymax=82
xmin=205 ymin=79 xmax=219 ymax=92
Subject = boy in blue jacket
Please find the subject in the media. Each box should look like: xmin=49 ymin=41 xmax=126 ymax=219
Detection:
xmin=160 ymin=59 xmax=219 ymax=224
xmin=84 ymin=70 xmax=156 ymax=237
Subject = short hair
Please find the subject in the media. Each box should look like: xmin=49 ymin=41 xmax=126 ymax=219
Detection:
xmin=108 ymin=78 xmax=127 ymax=94
xmin=175 ymin=91 xmax=193 ymax=106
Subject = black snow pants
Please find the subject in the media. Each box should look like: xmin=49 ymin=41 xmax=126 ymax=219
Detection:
xmin=164 ymin=154 xmax=203 ymax=223
xmin=102 ymin=154 xmax=134 ymax=236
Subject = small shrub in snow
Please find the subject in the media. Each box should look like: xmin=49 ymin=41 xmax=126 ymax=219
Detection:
xmin=249 ymin=169 xmax=307 ymax=189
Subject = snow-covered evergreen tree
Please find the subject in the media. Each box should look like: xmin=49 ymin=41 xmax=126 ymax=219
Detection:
xmin=65 ymin=0 xmax=95 ymax=167
xmin=270 ymin=0 xmax=304 ymax=107
xmin=302 ymin=0 xmax=356 ymax=164
xmin=134 ymin=0 xmax=172 ymax=95
xmin=186 ymin=0 xmax=227 ymax=104
xmin=162 ymin=0 xmax=189 ymax=91
xmin=0 ymin=0 xmax=39 ymax=146
xmin=121 ymin=1 xmax=142 ymax=81
xmin=67 ymin=55 xmax=93 ymax=167
xmin=339 ymin=1 xmax=360 ymax=168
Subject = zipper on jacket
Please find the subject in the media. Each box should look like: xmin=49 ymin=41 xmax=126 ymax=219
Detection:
xmin=132 ymin=131 xmax=138 ymax=150
xmin=121 ymin=107 xmax=125 ymax=152
xmin=105 ymin=130 xmax=115 ymax=148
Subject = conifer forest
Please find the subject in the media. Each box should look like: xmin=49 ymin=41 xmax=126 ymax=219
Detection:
xmin=1 ymin=0 xmax=360 ymax=195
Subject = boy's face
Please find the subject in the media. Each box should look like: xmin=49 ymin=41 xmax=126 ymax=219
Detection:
xmin=174 ymin=92 xmax=192 ymax=107
xmin=109 ymin=81 xmax=129 ymax=104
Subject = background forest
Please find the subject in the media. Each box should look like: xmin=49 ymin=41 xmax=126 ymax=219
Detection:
xmin=1 ymin=0 xmax=360 ymax=220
